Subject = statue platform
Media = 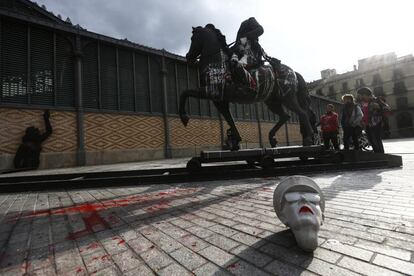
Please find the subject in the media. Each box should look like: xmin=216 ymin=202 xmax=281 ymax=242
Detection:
xmin=186 ymin=146 xmax=403 ymax=171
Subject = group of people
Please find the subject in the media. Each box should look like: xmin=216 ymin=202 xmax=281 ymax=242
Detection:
xmin=319 ymin=87 xmax=390 ymax=153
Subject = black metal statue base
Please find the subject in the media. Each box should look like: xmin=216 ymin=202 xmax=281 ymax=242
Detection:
xmin=186 ymin=146 xmax=403 ymax=172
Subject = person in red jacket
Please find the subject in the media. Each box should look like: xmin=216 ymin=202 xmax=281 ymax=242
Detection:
xmin=319 ymin=104 xmax=339 ymax=150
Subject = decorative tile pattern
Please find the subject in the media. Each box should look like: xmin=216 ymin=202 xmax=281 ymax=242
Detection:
xmin=84 ymin=113 xmax=165 ymax=151
xmin=0 ymin=108 xmax=77 ymax=154
xmin=169 ymin=118 xmax=221 ymax=148
xmin=234 ymin=121 xmax=259 ymax=143
xmin=287 ymin=124 xmax=302 ymax=145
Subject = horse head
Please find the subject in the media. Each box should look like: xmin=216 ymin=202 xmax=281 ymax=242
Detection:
xmin=186 ymin=26 xmax=204 ymax=65
xmin=186 ymin=25 xmax=229 ymax=68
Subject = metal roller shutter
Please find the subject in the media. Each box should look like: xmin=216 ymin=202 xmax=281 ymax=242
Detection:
xmin=149 ymin=56 xmax=162 ymax=113
xmin=30 ymin=26 xmax=54 ymax=106
xmin=166 ymin=61 xmax=177 ymax=115
xmin=1 ymin=19 xmax=28 ymax=104
xmin=236 ymin=103 xmax=244 ymax=119
xmin=188 ymin=66 xmax=200 ymax=116
xmin=176 ymin=63 xmax=189 ymax=114
xmin=134 ymin=53 xmax=150 ymax=112
xmin=118 ymin=49 xmax=134 ymax=111
xmin=55 ymin=33 xmax=74 ymax=107
xmin=100 ymin=44 xmax=117 ymax=110
xmin=82 ymin=42 xmax=99 ymax=109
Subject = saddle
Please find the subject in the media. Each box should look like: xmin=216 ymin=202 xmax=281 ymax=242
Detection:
xmin=203 ymin=60 xmax=296 ymax=101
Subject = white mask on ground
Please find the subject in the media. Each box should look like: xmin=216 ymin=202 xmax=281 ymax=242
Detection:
xmin=273 ymin=176 xmax=325 ymax=251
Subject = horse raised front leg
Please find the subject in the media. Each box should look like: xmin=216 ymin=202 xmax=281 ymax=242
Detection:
xmin=179 ymin=89 xmax=194 ymax=127
xmin=179 ymin=88 xmax=211 ymax=127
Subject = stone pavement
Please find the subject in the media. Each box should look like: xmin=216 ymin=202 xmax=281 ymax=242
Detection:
xmin=0 ymin=139 xmax=413 ymax=275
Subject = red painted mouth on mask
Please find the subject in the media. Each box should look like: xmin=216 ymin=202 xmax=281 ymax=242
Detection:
xmin=299 ymin=206 xmax=314 ymax=215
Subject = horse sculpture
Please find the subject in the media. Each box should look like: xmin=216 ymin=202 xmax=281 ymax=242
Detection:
xmin=179 ymin=25 xmax=316 ymax=150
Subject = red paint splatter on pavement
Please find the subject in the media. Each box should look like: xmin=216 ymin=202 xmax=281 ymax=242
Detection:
xmin=101 ymin=255 xmax=110 ymax=261
xmin=86 ymin=242 xmax=100 ymax=251
xmin=7 ymin=188 xmax=201 ymax=241
xmin=149 ymin=245 xmax=155 ymax=249
xmin=111 ymin=236 xmax=126 ymax=245
xmin=75 ymin=267 xmax=83 ymax=273
xmin=66 ymin=209 xmax=110 ymax=240
xmin=118 ymin=239 xmax=125 ymax=245
xmin=145 ymin=200 xmax=170 ymax=213
xmin=228 ymin=262 xmax=240 ymax=270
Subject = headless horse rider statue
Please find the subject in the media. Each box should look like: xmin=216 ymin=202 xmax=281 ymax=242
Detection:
xmin=232 ymin=17 xmax=297 ymax=97
xmin=233 ymin=17 xmax=268 ymax=69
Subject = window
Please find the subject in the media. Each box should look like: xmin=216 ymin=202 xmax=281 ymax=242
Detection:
xmin=372 ymin=73 xmax=382 ymax=86
xmin=355 ymin=78 xmax=365 ymax=88
xmin=393 ymin=68 xmax=407 ymax=95
xmin=328 ymin=85 xmax=335 ymax=96
xmin=316 ymin=89 xmax=323 ymax=96
xmin=373 ymin=86 xmax=384 ymax=97
xmin=394 ymin=81 xmax=407 ymax=94
xmin=341 ymin=82 xmax=348 ymax=93
xmin=393 ymin=69 xmax=404 ymax=81
xmin=396 ymin=97 xmax=408 ymax=109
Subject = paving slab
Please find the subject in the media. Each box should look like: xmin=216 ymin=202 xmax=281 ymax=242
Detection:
xmin=0 ymin=139 xmax=413 ymax=275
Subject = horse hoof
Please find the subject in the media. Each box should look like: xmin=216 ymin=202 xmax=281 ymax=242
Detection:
xmin=270 ymin=138 xmax=278 ymax=148
xmin=180 ymin=115 xmax=189 ymax=127
xmin=303 ymin=137 xmax=313 ymax=146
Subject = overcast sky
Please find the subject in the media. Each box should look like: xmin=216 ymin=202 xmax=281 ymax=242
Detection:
xmin=35 ymin=0 xmax=414 ymax=81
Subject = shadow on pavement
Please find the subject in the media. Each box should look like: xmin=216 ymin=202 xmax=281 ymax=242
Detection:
xmin=215 ymin=230 xmax=315 ymax=276
xmin=0 ymin=178 xmax=274 ymax=274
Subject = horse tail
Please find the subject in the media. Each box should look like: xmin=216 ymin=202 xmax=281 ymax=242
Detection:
xmin=295 ymin=72 xmax=317 ymax=133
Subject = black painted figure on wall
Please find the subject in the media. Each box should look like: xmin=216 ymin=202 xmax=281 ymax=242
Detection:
xmin=14 ymin=110 xmax=53 ymax=169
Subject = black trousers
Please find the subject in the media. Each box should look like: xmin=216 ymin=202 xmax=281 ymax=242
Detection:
xmin=322 ymin=131 xmax=339 ymax=150
xmin=343 ymin=126 xmax=361 ymax=150
xmin=366 ymin=125 xmax=384 ymax=153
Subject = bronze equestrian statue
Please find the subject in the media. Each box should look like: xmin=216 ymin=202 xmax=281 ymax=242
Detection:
xmin=179 ymin=20 xmax=316 ymax=150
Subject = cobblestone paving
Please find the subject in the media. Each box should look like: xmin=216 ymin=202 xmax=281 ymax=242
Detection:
xmin=0 ymin=139 xmax=413 ymax=275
